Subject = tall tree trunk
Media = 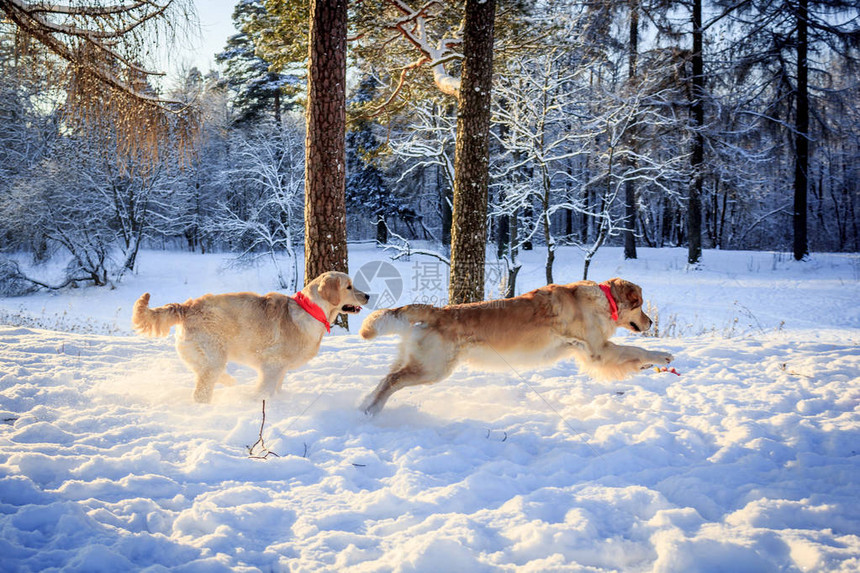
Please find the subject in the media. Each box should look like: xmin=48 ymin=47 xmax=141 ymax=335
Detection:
xmin=541 ymin=169 xmax=554 ymax=285
xmin=449 ymin=0 xmax=496 ymax=304
xmin=304 ymin=0 xmax=349 ymax=289
xmin=496 ymin=105 xmax=511 ymax=259
xmin=440 ymin=171 xmax=452 ymax=252
xmin=583 ymin=147 xmax=614 ymax=280
xmin=376 ymin=216 xmax=388 ymax=245
xmin=624 ymin=178 xmax=638 ymax=259
xmin=793 ymin=0 xmax=809 ymax=260
xmin=496 ymin=190 xmax=509 ymax=258
xmin=687 ymin=0 xmax=704 ymax=265
xmin=623 ymin=0 xmax=639 ymax=260
xmin=523 ymin=204 xmax=534 ymax=250
xmin=581 ymin=186 xmax=590 ymax=244
xmin=503 ymin=209 xmax=520 ymax=298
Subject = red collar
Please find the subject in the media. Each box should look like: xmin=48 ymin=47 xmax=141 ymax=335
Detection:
xmin=599 ymin=284 xmax=619 ymax=321
xmin=293 ymin=292 xmax=330 ymax=333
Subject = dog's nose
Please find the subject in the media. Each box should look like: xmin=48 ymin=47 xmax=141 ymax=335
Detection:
xmin=362 ymin=292 xmax=370 ymax=304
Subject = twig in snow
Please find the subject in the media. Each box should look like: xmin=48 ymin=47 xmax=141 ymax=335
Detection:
xmin=779 ymin=363 xmax=813 ymax=379
xmin=486 ymin=429 xmax=508 ymax=442
xmin=247 ymin=400 xmax=280 ymax=459
xmin=734 ymin=301 xmax=766 ymax=335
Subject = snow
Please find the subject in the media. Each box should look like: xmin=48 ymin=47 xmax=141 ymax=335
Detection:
xmin=1 ymin=245 xmax=858 ymax=572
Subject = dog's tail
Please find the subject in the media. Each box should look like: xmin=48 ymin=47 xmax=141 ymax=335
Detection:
xmin=359 ymin=305 xmax=438 ymax=340
xmin=132 ymin=293 xmax=185 ymax=338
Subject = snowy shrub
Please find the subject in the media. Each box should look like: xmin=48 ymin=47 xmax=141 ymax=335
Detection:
xmin=215 ymin=120 xmax=305 ymax=291
xmin=0 ymin=305 xmax=125 ymax=334
xmin=0 ymin=130 xmax=185 ymax=289
xmin=0 ymin=259 xmax=38 ymax=297
xmin=641 ymin=301 xmax=681 ymax=338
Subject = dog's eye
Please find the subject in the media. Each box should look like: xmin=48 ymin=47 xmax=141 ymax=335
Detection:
xmin=347 ymin=285 xmax=352 ymax=290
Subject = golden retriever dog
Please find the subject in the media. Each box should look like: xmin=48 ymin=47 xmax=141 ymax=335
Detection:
xmin=132 ymin=271 xmax=369 ymax=403
xmin=359 ymin=278 xmax=673 ymax=415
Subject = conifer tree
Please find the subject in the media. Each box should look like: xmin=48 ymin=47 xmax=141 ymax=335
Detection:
xmin=346 ymin=77 xmax=390 ymax=245
xmin=216 ymin=0 xmax=297 ymax=125
xmin=724 ymin=0 xmax=859 ymax=259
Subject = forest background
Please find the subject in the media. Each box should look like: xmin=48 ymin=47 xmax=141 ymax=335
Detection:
xmin=0 ymin=0 xmax=857 ymax=297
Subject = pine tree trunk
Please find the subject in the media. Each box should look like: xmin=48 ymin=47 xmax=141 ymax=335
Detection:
xmin=793 ymin=0 xmax=809 ymax=260
xmin=687 ymin=0 xmax=704 ymax=265
xmin=440 ymin=182 xmax=452 ymax=252
xmin=496 ymin=109 xmax=510 ymax=259
xmin=497 ymin=191 xmax=509 ymax=258
xmin=624 ymin=178 xmax=638 ymax=259
xmin=304 ymin=0 xmax=348 ymax=288
xmin=623 ymin=0 xmax=639 ymax=260
xmin=449 ymin=0 xmax=496 ymax=304
xmin=376 ymin=217 xmax=388 ymax=246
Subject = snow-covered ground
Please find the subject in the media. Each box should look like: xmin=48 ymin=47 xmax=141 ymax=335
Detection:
xmin=1 ymin=245 xmax=858 ymax=572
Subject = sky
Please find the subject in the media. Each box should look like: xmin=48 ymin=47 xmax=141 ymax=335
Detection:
xmin=167 ymin=0 xmax=238 ymax=76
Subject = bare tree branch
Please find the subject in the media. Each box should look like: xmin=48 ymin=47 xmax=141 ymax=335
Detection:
xmin=0 ymin=0 xmax=198 ymax=161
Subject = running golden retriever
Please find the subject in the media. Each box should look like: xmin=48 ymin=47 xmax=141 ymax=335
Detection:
xmin=359 ymin=278 xmax=673 ymax=415
xmin=132 ymin=271 xmax=369 ymax=403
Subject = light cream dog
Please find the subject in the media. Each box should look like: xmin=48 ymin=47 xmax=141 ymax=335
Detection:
xmin=132 ymin=271 xmax=369 ymax=403
xmin=359 ymin=278 xmax=673 ymax=415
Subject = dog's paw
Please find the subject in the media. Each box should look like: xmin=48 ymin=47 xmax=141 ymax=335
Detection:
xmin=193 ymin=388 xmax=214 ymax=404
xmin=362 ymin=402 xmax=382 ymax=417
xmin=360 ymin=395 xmax=382 ymax=417
xmin=640 ymin=351 xmax=673 ymax=370
xmin=657 ymin=352 xmax=674 ymax=364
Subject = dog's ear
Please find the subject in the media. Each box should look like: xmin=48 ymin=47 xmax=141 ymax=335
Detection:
xmin=626 ymin=285 xmax=643 ymax=308
xmin=319 ymin=274 xmax=342 ymax=307
xmin=607 ymin=278 xmax=643 ymax=308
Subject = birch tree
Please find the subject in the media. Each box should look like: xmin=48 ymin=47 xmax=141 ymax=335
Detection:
xmin=0 ymin=132 xmax=182 ymax=287
xmin=219 ymin=121 xmax=305 ymax=291
xmin=386 ymin=100 xmax=457 ymax=250
xmin=492 ymin=49 xmax=590 ymax=286
xmin=0 ymin=0 xmax=197 ymax=160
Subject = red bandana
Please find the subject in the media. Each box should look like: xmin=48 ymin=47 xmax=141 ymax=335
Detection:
xmin=599 ymin=284 xmax=619 ymax=321
xmin=293 ymin=292 xmax=331 ymax=333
